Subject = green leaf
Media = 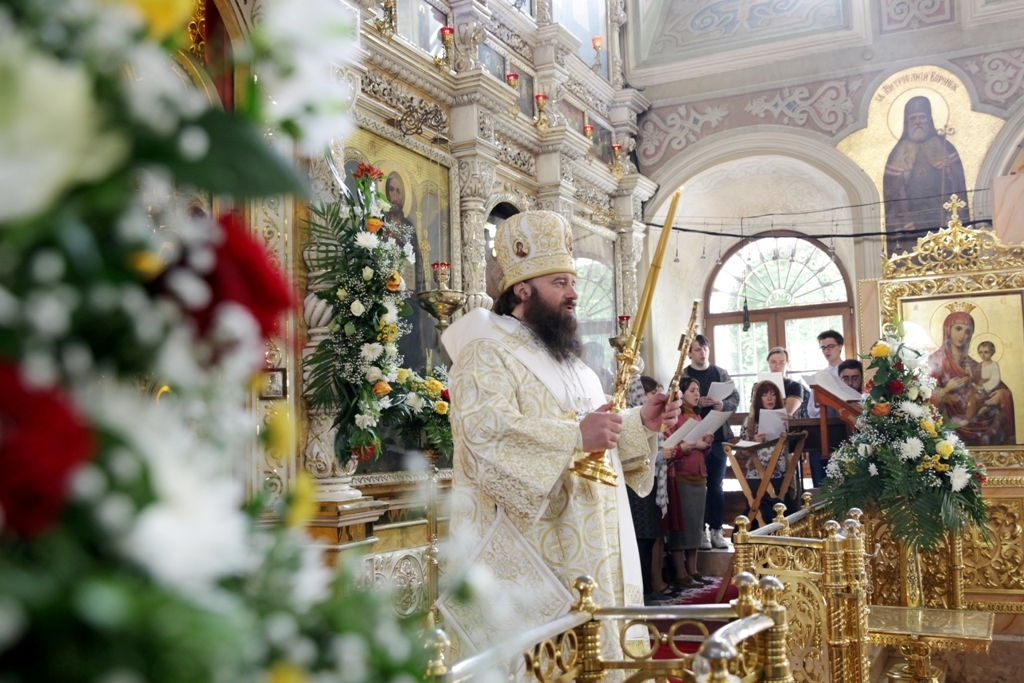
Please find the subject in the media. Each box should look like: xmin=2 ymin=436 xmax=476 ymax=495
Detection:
xmin=138 ymin=109 xmax=307 ymax=198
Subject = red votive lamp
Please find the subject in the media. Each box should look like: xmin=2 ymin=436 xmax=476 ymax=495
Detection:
xmin=439 ymin=25 xmax=454 ymax=39
xmin=591 ymin=36 xmax=604 ymax=51
xmin=505 ymin=72 xmax=519 ymax=88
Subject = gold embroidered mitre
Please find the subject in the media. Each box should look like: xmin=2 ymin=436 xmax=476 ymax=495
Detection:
xmin=496 ymin=211 xmax=576 ymax=292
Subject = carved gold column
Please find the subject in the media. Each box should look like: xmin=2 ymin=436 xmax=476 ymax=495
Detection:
xmin=843 ymin=518 xmax=871 ymax=683
xmin=949 ymin=532 xmax=965 ymax=610
xmin=823 ymin=520 xmax=848 ymax=683
xmin=572 ymin=576 xmax=604 ymax=683
xmin=760 ymin=576 xmax=795 ymax=683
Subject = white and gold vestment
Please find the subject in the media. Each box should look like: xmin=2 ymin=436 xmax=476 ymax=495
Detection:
xmin=440 ymin=307 xmax=655 ymax=658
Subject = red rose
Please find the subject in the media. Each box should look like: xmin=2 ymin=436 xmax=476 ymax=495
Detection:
xmin=441 ymin=389 xmax=450 ymax=401
xmin=190 ymin=212 xmax=293 ymax=339
xmin=0 ymin=360 xmax=96 ymax=537
xmin=894 ymin=361 xmax=905 ymax=370
xmin=888 ymin=379 xmax=905 ymax=395
xmin=352 ymin=162 xmax=383 ymax=181
xmin=352 ymin=443 xmax=377 ymax=461
xmin=865 ymin=379 xmax=875 ymax=390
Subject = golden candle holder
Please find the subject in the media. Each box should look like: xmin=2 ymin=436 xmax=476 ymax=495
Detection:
xmin=583 ymin=121 xmax=595 ymax=163
xmin=433 ymin=25 xmax=454 ymax=71
xmin=416 ymin=262 xmax=467 ymax=334
xmin=570 ymin=190 xmax=682 ymax=486
xmin=373 ymin=0 xmax=397 ymax=40
xmin=533 ymin=93 xmax=549 ymax=136
xmin=591 ymin=35 xmax=604 ymax=73
xmin=608 ymin=315 xmax=630 ymax=354
xmin=505 ymin=72 xmax=520 ymax=118
xmin=609 ymin=143 xmax=624 ymax=179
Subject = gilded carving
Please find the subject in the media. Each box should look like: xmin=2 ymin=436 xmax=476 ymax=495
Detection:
xmin=882 ymin=220 xmax=1024 ymax=279
xmin=963 ymin=500 xmax=1024 ymax=591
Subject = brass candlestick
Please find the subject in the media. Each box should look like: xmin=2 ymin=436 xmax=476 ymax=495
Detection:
xmin=583 ymin=121 xmax=595 ymax=163
xmin=533 ymin=93 xmax=549 ymax=136
xmin=433 ymin=25 xmax=454 ymax=71
xmin=570 ymin=190 xmax=683 ymax=487
xmin=416 ymin=262 xmax=466 ymax=334
xmin=609 ymin=143 xmax=624 ymax=179
xmin=374 ymin=0 xmax=397 ymax=40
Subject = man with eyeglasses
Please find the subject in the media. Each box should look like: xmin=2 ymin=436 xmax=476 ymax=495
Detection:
xmin=807 ymin=330 xmax=845 ymax=485
xmin=838 ymin=359 xmax=864 ymax=393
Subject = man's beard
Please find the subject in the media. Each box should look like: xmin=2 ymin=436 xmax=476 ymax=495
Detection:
xmin=908 ymin=125 xmax=930 ymax=143
xmin=521 ymin=291 xmax=582 ymax=363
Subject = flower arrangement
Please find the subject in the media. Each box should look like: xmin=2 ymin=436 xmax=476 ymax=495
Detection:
xmin=0 ymin=1 xmax=428 ymax=682
xmin=820 ymin=325 xmax=988 ymax=551
xmin=391 ymin=366 xmax=454 ymax=459
xmin=303 ymin=163 xmax=454 ymax=463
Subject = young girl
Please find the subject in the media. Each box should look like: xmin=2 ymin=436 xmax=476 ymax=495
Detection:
xmin=740 ymin=381 xmax=792 ymax=527
xmin=663 ymin=377 xmax=715 ymax=588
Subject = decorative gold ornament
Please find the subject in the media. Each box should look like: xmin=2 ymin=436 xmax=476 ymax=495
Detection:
xmin=187 ymin=0 xmax=205 ymax=62
xmin=374 ymin=0 xmax=397 ymax=40
xmin=533 ymin=93 xmax=549 ymax=136
xmin=416 ymin=262 xmax=466 ymax=334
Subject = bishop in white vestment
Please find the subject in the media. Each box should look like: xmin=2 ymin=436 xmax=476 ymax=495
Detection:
xmin=439 ymin=211 xmax=680 ymax=661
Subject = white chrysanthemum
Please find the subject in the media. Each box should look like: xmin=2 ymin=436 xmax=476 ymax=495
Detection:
xmin=899 ymin=401 xmax=925 ymax=418
xmin=355 ymin=232 xmax=379 ymax=250
xmin=77 ymin=381 xmax=257 ymax=601
xmin=350 ymin=300 xmax=365 ymax=316
xmin=947 ymin=432 xmax=962 ymax=447
xmin=384 ymin=343 xmax=398 ymax=357
xmin=354 ymin=413 xmax=376 ymax=429
xmin=948 ymin=465 xmax=971 ymax=492
xmin=360 ymin=343 xmax=383 ymax=361
xmin=899 ymin=437 xmax=924 ymax=461
xmin=382 ymin=301 xmax=398 ymax=324
xmin=257 ymin=0 xmax=357 ymax=154
xmin=405 ymin=392 xmax=424 ymax=413
xmin=365 ymin=366 xmax=383 ymax=382
xmin=0 ymin=16 xmax=129 ymax=222
xmin=868 ymin=463 xmax=879 ymax=476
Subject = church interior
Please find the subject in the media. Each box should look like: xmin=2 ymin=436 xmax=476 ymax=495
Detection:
xmin=6 ymin=0 xmax=1024 ymax=682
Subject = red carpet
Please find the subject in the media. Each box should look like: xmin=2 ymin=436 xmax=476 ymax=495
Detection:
xmin=649 ymin=578 xmax=740 ymax=660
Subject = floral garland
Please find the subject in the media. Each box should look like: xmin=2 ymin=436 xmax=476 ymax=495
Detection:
xmin=0 ymin=1 xmax=428 ymax=682
xmin=304 ymin=164 xmax=453 ymax=462
xmin=819 ymin=326 xmax=988 ymax=551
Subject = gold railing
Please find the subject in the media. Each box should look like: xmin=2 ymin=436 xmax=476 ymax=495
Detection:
xmin=433 ymin=572 xmax=796 ymax=683
xmin=733 ymin=507 xmax=871 ymax=683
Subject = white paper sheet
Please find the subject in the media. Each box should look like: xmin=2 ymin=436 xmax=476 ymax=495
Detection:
xmin=757 ymin=409 xmax=788 ymax=441
xmin=706 ymin=381 xmax=735 ymax=403
xmin=663 ymin=410 xmax=733 ymax=449
xmin=757 ymin=372 xmax=786 ymax=398
xmin=732 ymin=440 xmax=762 ymax=449
xmin=809 ymin=370 xmax=864 ymax=403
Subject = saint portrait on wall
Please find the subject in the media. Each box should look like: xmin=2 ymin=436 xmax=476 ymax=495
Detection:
xmin=339 ymin=129 xmax=451 ymax=376
xmin=883 ymin=95 xmax=969 ymax=256
xmin=836 ymin=66 xmax=1004 ymax=260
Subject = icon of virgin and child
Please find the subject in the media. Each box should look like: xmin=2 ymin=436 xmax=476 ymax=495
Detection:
xmin=926 ymin=302 xmax=1016 ymax=446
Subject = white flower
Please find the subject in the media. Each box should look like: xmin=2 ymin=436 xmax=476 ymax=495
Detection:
xmin=360 ymin=343 xmax=384 ymax=361
xmin=355 ymin=232 xmax=379 ymax=250
xmin=919 ymin=384 xmax=933 ymax=400
xmin=0 ymin=18 xmax=128 ymax=222
xmin=354 ymin=413 xmax=377 ymax=429
xmin=825 ymin=458 xmax=843 ymax=481
xmin=377 ymin=396 xmax=392 ymax=410
xmin=350 ymin=300 xmax=365 ymax=316
xmin=948 ymin=465 xmax=971 ymax=492
xmin=899 ymin=437 xmax=924 ymax=461
xmin=384 ymin=344 xmax=398 ymax=357
xmin=907 ymin=385 xmax=919 ymax=401
xmin=165 ymin=268 xmax=212 ymax=310
xmin=857 ymin=443 xmax=873 ymax=458
xmin=405 ymin=392 xmax=424 ymax=413
xmin=291 ymin=532 xmax=332 ymax=610
xmin=899 ymin=401 xmax=925 ymax=419
xmin=177 ymin=125 xmax=209 ymax=161
xmin=365 ymin=366 xmax=383 ymax=382
xmin=402 ymin=242 xmax=416 ymax=264
xmin=947 ymin=432 xmax=962 ymax=447
xmin=868 ymin=463 xmax=879 ymax=476
xmin=0 ymin=596 xmax=27 ymax=651
xmin=123 ymin=43 xmax=207 ymax=134
xmin=382 ymin=301 xmax=398 ymax=324
xmin=257 ymin=0 xmax=357 ymax=154
xmin=362 ymin=266 xmax=374 ymax=281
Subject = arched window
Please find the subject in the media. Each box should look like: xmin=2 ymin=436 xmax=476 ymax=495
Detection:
xmin=704 ymin=234 xmax=854 ymax=406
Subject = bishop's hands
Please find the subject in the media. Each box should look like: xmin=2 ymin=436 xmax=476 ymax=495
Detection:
xmin=641 ymin=390 xmax=683 ymax=433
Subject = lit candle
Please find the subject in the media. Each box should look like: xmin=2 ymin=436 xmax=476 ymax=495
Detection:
xmin=592 ymin=36 xmax=604 ymax=50
xmin=439 ymin=25 xmax=454 ymax=39
xmin=505 ymin=72 xmax=519 ymax=88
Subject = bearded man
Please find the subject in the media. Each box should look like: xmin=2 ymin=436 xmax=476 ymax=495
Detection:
xmin=440 ymin=211 xmax=681 ymax=656
xmin=883 ymin=95 xmax=969 ymax=256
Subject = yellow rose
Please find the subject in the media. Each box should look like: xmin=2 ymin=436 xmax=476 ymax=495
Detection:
xmin=286 ymin=472 xmax=317 ymax=529
xmin=871 ymin=342 xmax=891 ymax=358
xmin=936 ymin=440 xmax=954 ymax=457
xmin=396 ymin=368 xmax=411 ymax=384
xmin=103 ymin=0 xmax=194 ymax=40
xmin=425 ymin=378 xmax=444 ymax=396
xmin=434 ymin=400 xmax=449 ymax=415
xmin=267 ymin=661 xmax=310 ymax=683
xmin=920 ymin=419 xmax=937 ymax=436
xmin=372 ymin=380 xmax=392 ymax=397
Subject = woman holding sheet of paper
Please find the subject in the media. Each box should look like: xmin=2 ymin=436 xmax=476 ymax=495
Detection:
xmin=739 ymin=381 xmax=795 ymax=527
xmin=662 ymin=378 xmax=715 ymax=588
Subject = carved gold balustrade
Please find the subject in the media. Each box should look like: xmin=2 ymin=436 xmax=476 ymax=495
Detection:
xmin=432 ymin=572 xmax=795 ymax=683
